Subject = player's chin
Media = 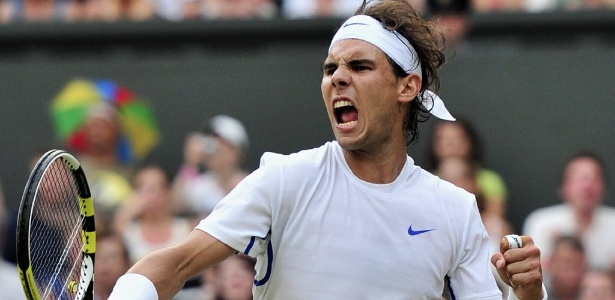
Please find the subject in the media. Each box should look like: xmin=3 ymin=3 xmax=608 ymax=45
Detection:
xmin=334 ymin=135 xmax=362 ymax=151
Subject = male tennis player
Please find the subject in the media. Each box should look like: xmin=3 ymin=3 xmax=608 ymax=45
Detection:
xmin=110 ymin=1 xmax=546 ymax=299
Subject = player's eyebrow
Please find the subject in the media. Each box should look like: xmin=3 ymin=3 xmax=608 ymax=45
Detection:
xmin=322 ymin=61 xmax=337 ymax=72
xmin=346 ymin=58 xmax=375 ymax=68
xmin=322 ymin=58 xmax=375 ymax=71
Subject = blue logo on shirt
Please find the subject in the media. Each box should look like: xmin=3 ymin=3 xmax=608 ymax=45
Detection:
xmin=407 ymin=225 xmax=435 ymax=236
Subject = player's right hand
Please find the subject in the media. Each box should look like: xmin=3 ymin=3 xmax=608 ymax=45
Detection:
xmin=491 ymin=235 xmax=544 ymax=300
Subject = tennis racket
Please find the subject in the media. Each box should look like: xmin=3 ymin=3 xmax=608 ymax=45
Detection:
xmin=17 ymin=149 xmax=95 ymax=300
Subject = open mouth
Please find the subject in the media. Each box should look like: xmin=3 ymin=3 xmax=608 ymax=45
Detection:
xmin=334 ymin=100 xmax=358 ymax=127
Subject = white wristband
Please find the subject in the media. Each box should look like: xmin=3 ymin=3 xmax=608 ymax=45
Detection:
xmin=506 ymin=284 xmax=548 ymax=300
xmin=108 ymin=273 xmax=159 ymax=300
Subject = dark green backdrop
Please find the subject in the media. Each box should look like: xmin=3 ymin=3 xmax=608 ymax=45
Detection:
xmin=1 ymin=11 xmax=614 ymax=232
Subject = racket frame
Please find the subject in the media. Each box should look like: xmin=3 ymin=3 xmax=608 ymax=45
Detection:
xmin=16 ymin=149 xmax=96 ymax=300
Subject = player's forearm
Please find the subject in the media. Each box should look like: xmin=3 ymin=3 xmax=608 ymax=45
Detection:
xmin=109 ymin=247 xmax=189 ymax=300
xmin=137 ymin=247 xmax=191 ymax=299
xmin=110 ymin=230 xmax=236 ymax=300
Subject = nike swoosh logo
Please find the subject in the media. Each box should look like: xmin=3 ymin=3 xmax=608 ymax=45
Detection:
xmin=408 ymin=225 xmax=435 ymax=236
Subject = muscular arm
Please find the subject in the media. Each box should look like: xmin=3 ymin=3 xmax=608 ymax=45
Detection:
xmin=115 ymin=230 xmax=236 ymax=300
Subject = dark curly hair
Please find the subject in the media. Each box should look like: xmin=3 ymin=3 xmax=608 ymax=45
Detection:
xmin=354 ymin=0 xmax=446 ymax=144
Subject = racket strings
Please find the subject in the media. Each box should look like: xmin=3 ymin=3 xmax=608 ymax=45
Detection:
xmin=43 ymin=214 xmax=84 ymax=300
xmin=30 ymin=160 xmax=85 ymax=300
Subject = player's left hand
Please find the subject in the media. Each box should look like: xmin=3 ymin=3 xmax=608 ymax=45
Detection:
xmin=491 ymin=235 xmax=544 ymax=300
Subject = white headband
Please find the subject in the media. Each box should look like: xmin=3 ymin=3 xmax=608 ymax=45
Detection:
xmin=329 ymin=15 xmax=455 ymax=121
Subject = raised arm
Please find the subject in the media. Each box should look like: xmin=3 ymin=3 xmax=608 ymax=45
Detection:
xmin=109 ymin=229 xmax=236 ymax=300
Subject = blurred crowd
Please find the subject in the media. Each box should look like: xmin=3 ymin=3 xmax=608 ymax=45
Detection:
xmin=0 ymin=0 xmax=614 ymax=24
xmin=431 ymin=119 xmax=615 ymax=299
xmin=0 ymin=108 xmax=257 ymax=299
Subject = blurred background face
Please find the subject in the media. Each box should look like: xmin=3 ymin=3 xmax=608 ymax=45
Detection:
xmin=438 ymin=157 xmax=477 ymax=194
xmin=217 ymin=255 xmax=255 ymax=300
xmin=203 ymin=135 xmax=243 ymax=172
xmin=550 ymin=241 xmax=587 ymax=297
xmin=430 ymin=13 xmax=469 ymax=47
xmin=84 ymin=115 xmax=120 ymax=152
xmin=23 ymin=0 xmax=56 ymax=21
xmin=184 ymin=132 xmax=207 ymax=166
xmin=94 ymin=236 xmax=129 ymax=296
xmin=432 ymin=122 xmax=471 ymax=161
xmin=561 ymin=157 xmax=605 ymax=214
xmin=133 ymin=167 xmax=169 ymax=209
xmin=579 ymin=271 xmax=615 ymax=300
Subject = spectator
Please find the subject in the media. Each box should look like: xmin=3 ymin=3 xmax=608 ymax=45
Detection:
xmin=213 ymin=254 xmax=256 ymax=300
xmin=78 ymin=103 xmax=134 ymax=179
xmin=428 ymin=118 xmax=509 ymax=219
xmin=523 ymin=0 xmax=607 ymax=12
xmin=427 ymin=0 xmax=471 ymax=51
xmin=407 ymin=0 xmax=427 ymax=13
xmin=544 ymin=235 xmax=587 ymax=300
xmin=0 ymin=0 xmax=10 ymax=22
xmin=578 ymin=269 xmax=615 ymax=300
xmin=201 ymin=0 xmax=277 ymax=19
xmin=113 ymin=164 xmax=193 ymax=264
xmin=64 ymin=0 xmax=107 ymax=21
xmin=0 ymin=188 xmax=27 ymax=300
xmin=172 ymin=115 xmax=250 ymax=219
xmin=280 ymin=0 xmax=358 ymax=19
xmin=16 ymin=0 xmax=65 ymax=22
xmin=76 ymin=104 xmax=134 ymax=225
xmin=523 ymin=0 xmax=556 ymax=12
xmin=472 ymin=0 xmax=523 ymax=12
xmin=176 ymin=254 xmax=256 ymax=300
xmin=523 ymin=151 xmax=615 ymax=270
xmin=94 ymin=231 xmax=131 ymax=300
xmin=64 ymin=0 xmax=155 ymax=22
xmin=125 ymin=0 xmax=157 ymax=20
xmin=171 ymin=131 xmax=207 ymax=215
xmin=151 ymin=0 xmax=196 ymax=21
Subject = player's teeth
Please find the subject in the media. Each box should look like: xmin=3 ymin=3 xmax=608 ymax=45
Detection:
xmin=339 ymin=121 xmax=357 ymax=127
xmin=334 ymin=100 xmax=352 ymax=108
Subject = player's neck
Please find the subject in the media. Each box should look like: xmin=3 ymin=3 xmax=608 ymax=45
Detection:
xmin=343 ymin=144 xmax=407 ymax=184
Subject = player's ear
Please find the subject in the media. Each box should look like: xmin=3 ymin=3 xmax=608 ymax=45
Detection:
xmin=398 ymin=74 xmax=421 ymax=103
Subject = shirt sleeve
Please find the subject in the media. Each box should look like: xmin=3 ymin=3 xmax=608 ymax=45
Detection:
xmin=195 ymin=152 xmax=284 ymax=256
xmin=447 ymin=197 xmax=503 ymax=299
